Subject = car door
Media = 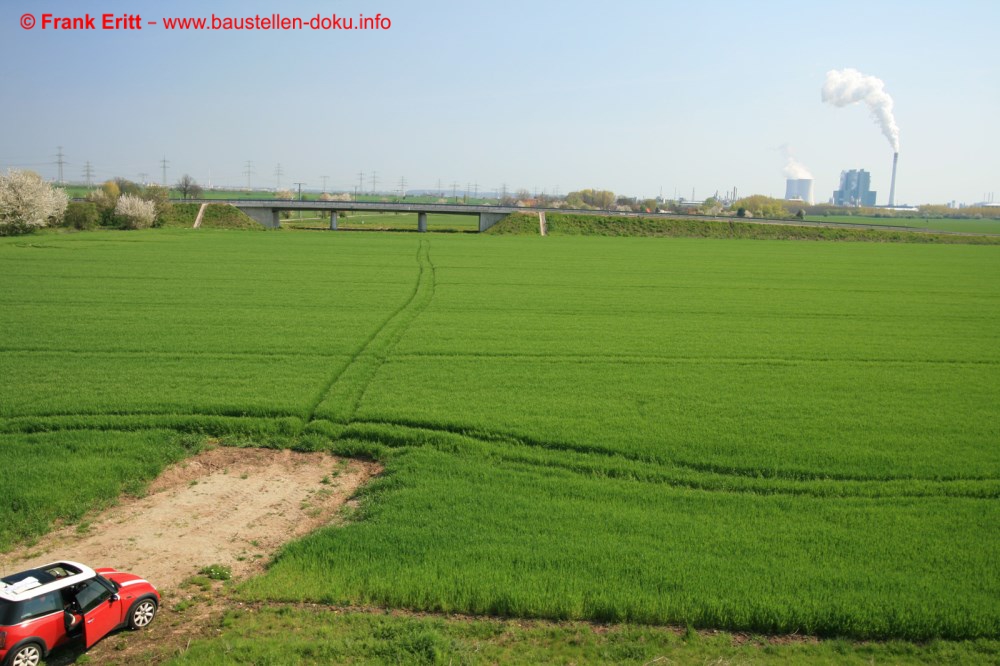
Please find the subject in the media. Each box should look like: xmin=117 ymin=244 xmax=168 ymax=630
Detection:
xmin=9 ymin=591 xmax=65 ymax=651
xmin=73 ymin=578 xmax=124 ymax=648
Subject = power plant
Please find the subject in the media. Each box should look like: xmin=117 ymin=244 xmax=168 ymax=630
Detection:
xmin=822 ymin=68 xmax=902 ymax=208
xmin=784 ymin=178 xmax=815 ymax=205
xmin=833 ymin=169 xmax=877 ymax=207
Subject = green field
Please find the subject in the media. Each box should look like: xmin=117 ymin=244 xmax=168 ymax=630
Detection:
xmin=805 ymin=214 xmax=1000 ymax=235
xmin=1 ymin=229 xmax=998 ymax=651
xmin=169 ymin=607 xmax=1000 ymax=665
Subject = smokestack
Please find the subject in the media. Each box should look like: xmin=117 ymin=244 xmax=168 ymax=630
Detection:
xmin=822 ymin=69 xmax=900 ymax=154
xmin=888 ymin=152 xmax=898 ymax=207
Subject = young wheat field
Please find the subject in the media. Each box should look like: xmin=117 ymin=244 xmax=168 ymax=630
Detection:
xmin=1 ymin=228 xmax=997 ymax=651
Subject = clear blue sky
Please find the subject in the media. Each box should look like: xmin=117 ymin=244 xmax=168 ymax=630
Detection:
xmin=2 ymin=0 xmax=997 ymax=204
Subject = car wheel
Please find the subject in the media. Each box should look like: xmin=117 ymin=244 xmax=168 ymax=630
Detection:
xmin=128 ymin=597 xmax=158 ymax=630
xmin=7 ymin=643 xmax=43 ymax=666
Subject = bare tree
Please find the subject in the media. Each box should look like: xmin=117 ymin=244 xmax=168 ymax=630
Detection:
xmin=175 ymin=174 xmax=203 ymax=199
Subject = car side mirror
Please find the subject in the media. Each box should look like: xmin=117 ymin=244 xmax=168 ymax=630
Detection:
xmin=110 ymin=594 xmax=119 ymax=603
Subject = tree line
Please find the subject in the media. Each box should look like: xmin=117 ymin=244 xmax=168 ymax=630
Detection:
xmin=0 ymin=169 xmax=206 ymax=235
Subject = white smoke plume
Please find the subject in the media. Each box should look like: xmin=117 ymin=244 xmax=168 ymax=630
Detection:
xmin=780 ymin=145 xmax=812 ymax=179
xmin=822 ymin=68 xmax=900 ymax=152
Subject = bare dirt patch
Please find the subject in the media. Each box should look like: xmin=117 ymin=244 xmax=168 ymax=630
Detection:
xmin=2 ymin=446 xmax=380 ymax=589
xmin=0 ymin=446 xmax=380 ymax=664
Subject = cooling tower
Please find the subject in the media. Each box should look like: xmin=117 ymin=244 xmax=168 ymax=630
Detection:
xmin=785 ymin=179 xmax=815 ymax=205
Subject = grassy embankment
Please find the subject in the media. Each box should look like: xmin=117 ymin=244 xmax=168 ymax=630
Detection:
xmin=489 ymin=211 xmax=1000 ymax=243
xmin=160 ymin=203 xmax=264 ymax=229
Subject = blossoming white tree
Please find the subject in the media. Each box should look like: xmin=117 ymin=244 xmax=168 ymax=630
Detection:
xmin=114 ymin=193 xmax=156 ymax=229
xmin=0 ymin=169 xmax=68 ymax=235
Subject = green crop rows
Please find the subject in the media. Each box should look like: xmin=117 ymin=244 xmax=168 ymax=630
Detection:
xmin=1 ymin=228 xmax=998 ymax=642
xmin=805 ymin=215 xmax=1000 ymax=235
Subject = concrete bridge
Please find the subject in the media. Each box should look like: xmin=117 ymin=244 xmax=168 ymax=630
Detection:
xmin=178 ymin=199 xmax=993 ymax=237
xmin=192 ymin=199 xmax=520 ymax=232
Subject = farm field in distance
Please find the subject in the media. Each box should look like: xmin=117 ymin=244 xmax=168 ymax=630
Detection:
xmin=1 ymin=228 xmax=998 ymax=659
xmin=804 ymin=214 xmax=1000 ymax=235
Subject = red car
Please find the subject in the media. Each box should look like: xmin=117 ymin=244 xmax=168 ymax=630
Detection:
xmin=0 ymin=561 xmax=159 ymax=666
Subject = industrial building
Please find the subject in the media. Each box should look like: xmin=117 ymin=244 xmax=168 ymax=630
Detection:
xmin=784 ymin=179 xmax=815 ymax=205
xmin=833 ymin=169 xmax=877 ymax=207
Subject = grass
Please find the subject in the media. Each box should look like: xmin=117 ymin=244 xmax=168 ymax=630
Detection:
xmin=335 ymin=212 xmax=479 ymax=231
xmin=1 ymin=228 xmax=998 ymax=646
xmin=242 ymin=446 xmax=998 ymax=640
xmin=199 ymin=564 xmax=233 ymax=581
xmin=168 ymin=606 xmax=1000 ymax=665
xmin=0 ymin=429 xmax=201 ymax=550
xmin=160 ymin=203 xmax=264 ymax=229
xmin=806 ymin=214 xmax=1000 ymax=235
xmin=488 ymin=212 xmax=1000 ymax=243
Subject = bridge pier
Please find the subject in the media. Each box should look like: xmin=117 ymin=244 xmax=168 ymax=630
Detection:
xmin=329 ymin=212 xmax=338 ymax=230
xmin=418 ymin=212 xmax=428 ymax=233
xmin=235 ymin=206 xmax=280 ymax=229
xmin=478 ymin=212 xmax=507 ymax=232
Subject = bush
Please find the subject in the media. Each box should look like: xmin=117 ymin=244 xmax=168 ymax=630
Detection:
xmin=0 ymin=219 xmax=37 ymax=236
xmin=141 ymin=185 xmax=172 ymax=227
xmin=62 ymin=202 xmax=100 ymax=230
xmin=115 ymin=193 xmax=156 ymax=229
xmin=0 ymin=169 xmax=68 ymax=235
xmin=87 ymin=185 xmax=119 ymax=226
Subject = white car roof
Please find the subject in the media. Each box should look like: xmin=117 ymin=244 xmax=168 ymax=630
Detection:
xmin=0 ymin=561 xmax=97 ymax=602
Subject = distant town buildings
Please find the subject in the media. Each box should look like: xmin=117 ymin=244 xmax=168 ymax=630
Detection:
xmin=784 ymin=179 xmax=815 ymax=205
xmin=833 ymin=169 xmax=877 ymax=207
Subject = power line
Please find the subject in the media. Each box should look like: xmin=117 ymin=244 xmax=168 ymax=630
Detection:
xmin=160 ymin=156 xmax=169 ymax=186
xmin=356 ymin=171 xmax=365 ymax=199
xmin=243 ymin=160 xmax=255 ymax=190
xmin=320 ymin=175 xmax=329 ymax=193
xmin=274 ymin=163 xmax=284 ymax=190
xmin=451 ymin=181 xmax=459 ymax=199
xmin=399 ymin=176 xmax=407 ymax=198
xmin=82 ymin=162 xmax=94 ymax=187
xmin=370 ymin=171 xmax=378 ymax=194
xmin=55 ymin=146 xmax=65 ymax=184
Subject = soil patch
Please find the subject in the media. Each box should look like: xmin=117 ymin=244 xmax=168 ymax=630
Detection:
xmin=1 ymin=446 xmax=380 ymax=589
xmin=0 ymin=446 xmax=380 ymax=664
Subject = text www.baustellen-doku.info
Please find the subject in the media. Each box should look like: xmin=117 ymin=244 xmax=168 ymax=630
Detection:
xmin=19 ymin=12 xmax=391 ymax=31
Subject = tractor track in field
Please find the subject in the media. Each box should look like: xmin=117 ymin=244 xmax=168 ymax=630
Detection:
xmin=2 ymin=413 xmax=997 ymax=500
xmin=302 ymin=238 xmax=436 ymax=426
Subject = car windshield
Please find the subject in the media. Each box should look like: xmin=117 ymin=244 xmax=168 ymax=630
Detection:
xmin=96 ymin=574 xmax=119 ymax=591
xmin=75 ymin=578 xmax=115 ymax=614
